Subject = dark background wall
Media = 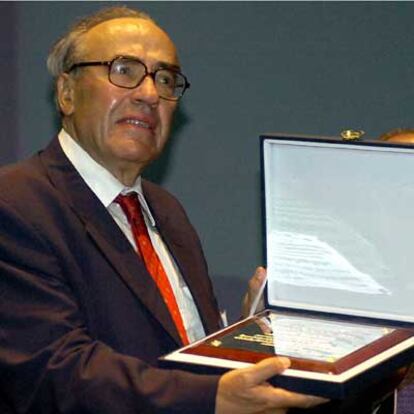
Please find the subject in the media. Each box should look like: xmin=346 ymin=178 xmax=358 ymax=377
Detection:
xmin=0 ymin=3 xmax=17 ymax=165
xmin=2 ymin=1 xmax=414 ymax=322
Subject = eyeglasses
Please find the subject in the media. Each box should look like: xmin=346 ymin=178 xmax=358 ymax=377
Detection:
xmin=67 ymin=56 xmax=190 ymax=101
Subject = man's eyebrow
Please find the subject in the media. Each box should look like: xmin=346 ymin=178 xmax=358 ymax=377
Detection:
xmin=154 ymin=61 xmax=182 ymax=72
xmin=113 ymin=55 xmax=182 ymax=72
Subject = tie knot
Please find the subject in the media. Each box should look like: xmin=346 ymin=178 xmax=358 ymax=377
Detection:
xmin=115 ymin=193 xmax=144 ymax=223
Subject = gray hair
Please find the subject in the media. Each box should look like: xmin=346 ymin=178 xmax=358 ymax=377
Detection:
xmin=47 ymin=5 xmax=154 ymax=78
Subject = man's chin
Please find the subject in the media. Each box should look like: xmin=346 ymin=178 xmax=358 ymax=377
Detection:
xmin=118 ymin=150 xmax=160 ymax=168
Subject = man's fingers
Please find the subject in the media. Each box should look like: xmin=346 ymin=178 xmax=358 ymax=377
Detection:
xmin=249 ymin=266 xmax=266 ymax=291
xmin=242 ymin=357 xmax=291 ymax=385
xmin=239 ymin=357 xmax=328 ymax=408
xmin=242 ymin=266 xmax=267 ymax=318
xmin=271 ymin=387 xmax=328 ymax=409
xmin=216 ymin=358 xmax=328 ymax=414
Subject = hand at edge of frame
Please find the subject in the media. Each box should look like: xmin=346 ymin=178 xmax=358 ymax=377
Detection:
xmin=215 ymin=357 xmax=328 ymax=414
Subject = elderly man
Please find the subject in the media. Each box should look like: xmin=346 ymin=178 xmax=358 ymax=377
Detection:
xmin=0 ymin=6 xmax=325 ymax=414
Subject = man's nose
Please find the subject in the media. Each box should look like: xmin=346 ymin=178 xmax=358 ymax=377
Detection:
xmin=130 ymin=75 xmax=159 ymax=106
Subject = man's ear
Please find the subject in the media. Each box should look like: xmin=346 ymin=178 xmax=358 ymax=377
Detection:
xmin=57 ymin=73 xmax=75 ymax=116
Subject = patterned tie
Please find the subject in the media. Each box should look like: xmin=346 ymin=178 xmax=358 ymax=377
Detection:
xmin=115 ymin=193 xmax=190 ymax=345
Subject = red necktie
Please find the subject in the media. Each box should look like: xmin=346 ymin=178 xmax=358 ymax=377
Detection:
xmin=115 ymin=193 xmax=190 ymax=345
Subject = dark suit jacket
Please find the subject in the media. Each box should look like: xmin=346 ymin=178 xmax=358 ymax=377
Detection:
xmin=0 ymin=138 xmax=222 ymax=413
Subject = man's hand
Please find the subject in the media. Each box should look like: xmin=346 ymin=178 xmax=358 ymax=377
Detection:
xmin=242 ymin=266 xmax=267 ymax=318
xmin=215 ymin=357 xmax=327 ymax=414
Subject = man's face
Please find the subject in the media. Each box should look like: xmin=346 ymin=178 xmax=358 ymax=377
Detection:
xmin=58 ymin=17 xmax=179 ymax=185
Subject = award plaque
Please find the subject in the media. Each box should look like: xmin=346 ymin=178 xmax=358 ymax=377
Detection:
xmin=161 ymin=134 xmax=414 ymax=398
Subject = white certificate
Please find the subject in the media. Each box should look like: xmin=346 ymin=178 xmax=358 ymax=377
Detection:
xmin=269 ymin=313 xmax=393 ymax=362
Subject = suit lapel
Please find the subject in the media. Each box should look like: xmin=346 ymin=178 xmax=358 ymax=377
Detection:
xmin=39 ymin=138 xmax=181 ymax=345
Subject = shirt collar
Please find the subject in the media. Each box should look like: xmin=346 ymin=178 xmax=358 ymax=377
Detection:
xmin=58 ymin=129 xmax=156 ymax=226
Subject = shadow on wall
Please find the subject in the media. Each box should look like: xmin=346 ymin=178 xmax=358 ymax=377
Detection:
xmin=0 ymin=3 xmax=17 ymax=165
xmin=210 ymin=273 xmax=246 ymax=324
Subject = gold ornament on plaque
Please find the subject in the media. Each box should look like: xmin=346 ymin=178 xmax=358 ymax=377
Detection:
xmin=340 ymin=129 xmax=365 ymax=141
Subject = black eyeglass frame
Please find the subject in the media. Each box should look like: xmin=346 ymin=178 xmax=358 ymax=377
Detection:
xmin=67 ymin=55 xmax=191 ymax=101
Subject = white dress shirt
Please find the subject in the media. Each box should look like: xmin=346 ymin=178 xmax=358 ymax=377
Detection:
xmin=58 ymin=129 xmax=205 ymax=343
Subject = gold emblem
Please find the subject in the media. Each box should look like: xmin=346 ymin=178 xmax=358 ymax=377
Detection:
xmin=210 ymin=340 xmax=222 ymax=347
xmin=340 ymin=129 xmax=365 ymax=141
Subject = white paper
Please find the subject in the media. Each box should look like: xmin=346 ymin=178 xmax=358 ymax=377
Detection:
xmin=268 ymin=313 xmax=393 ymax=362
